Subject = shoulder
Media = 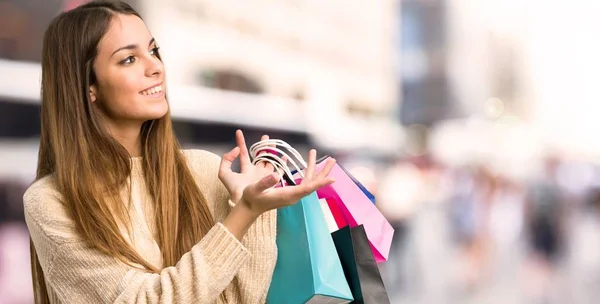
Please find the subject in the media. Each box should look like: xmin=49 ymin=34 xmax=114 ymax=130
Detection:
xmin=23 ymin=175 xmax=63 ymax=215
xmin=23 ymin=175 xmax=81 ymax=244
xmin=180 ymin=149 xmax=231 ymax=214
xmin=181 ymin=149 xmax=222 ymax=177
xmin=180 ymin=149 xmax=225 ymax=187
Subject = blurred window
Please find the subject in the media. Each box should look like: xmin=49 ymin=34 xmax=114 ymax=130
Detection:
xmin=198 ymin=70 xmax=264 ymax=94
xmin=0 ymin=180 xmax=28 ymax=222
xmin=0 ymin=99 xmax=40 ymax=138
xmin=0 ymin=0 xmax=139 ymax=61
xmin=398 ymin=0 xmax=454 ymax=126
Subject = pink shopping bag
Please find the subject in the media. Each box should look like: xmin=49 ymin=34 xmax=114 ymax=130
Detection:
xmin=315 ymin=157 xmax=394 ymax=263
xmin=325 ymin=197 xmax=349 ymax=229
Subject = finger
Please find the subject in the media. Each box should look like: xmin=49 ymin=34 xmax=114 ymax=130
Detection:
xmin=298 ymin=175 xmax=335 ymax=196
xmin=257 ymin=134 xmax=276 ymax=171
xmin=257 ymin=135 xmax=270 ymax=156
xmin=256 ymin=159 xmax=276 ymax=172
xmin=256 ymin=162 xmax=275 ymax=172
xmin=314 ymin=176 xmax=336 ymax=189
xmin=316 ymin=157 xmax=336 ymax=180
xmin=304 ymin=149 xmax=316 ymax=179
xmin=280 ymin=155 xmax=289 ymax=173
xmin=219 ymin=146 xmax=240 ymax=177
xmin=273 ymin=183 xmax=313 ymax=203
xmin=260 ymin=158 xmax=276 ymax=171
xmin=263 ymin=162 xmax=276 ymax=172
xmin=248 ymin=172 xmax=280 ymax=194
xmin=236 ymin=130 xmax=251 ymax=170
xmin=261 ymin=177 xmax=334 ymax=207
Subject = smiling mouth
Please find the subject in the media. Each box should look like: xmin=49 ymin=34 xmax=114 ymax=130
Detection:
xmin=139 ymin=84 xmax=163 ymax=95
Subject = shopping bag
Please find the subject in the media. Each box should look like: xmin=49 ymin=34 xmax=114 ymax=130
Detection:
xmin=306 ymin=156 xmax=375 ymax=205
xmin=323 ymin=197 xmax=349 ymax=230
xmin=266 ymin=192 xmax=354 ymax=303
xmin=316 ymin=157 xmax=394 ymax=263
xmin=332 ymin=225 xmax=391 ymax=304
xmin=319 ymin=198 xmax=340 ymax=233
xmin=338 ymin=164 xmax=376 ymax=205
xmin=291 ymin=155 xmax=375 ymax=204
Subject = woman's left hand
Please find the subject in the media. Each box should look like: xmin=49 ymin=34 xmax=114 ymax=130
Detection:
xmin=218 ymin=130 xmax=282 ymax=204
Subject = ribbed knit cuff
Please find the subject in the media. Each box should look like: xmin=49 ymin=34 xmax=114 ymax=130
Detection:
xmin=195 ymin=222 xmax=250 ymax=271
xmin=247 ymin=209 xmax=276 ymax=238
xmin=226 ymin=199 xmax=276 ymax=242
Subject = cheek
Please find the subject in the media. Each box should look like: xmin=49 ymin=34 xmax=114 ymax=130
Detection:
xmin=113 ymin=72 xmax=142 ymax=98
xmin=100 ymin=71 xmax=144 ymax=116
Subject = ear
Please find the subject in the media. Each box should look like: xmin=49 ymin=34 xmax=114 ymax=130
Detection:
xmin=89 ymin=84 xmax=97 ymax=103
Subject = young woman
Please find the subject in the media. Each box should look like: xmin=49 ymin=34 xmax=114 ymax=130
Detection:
xmin=24 ymin=1 xmax=336 ymax=303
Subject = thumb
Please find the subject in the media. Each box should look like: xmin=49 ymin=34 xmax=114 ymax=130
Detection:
xmin=248 ymin=172 xmax=280 ymax=194
xmin=219 ymin=146 xmax=240 ymax=178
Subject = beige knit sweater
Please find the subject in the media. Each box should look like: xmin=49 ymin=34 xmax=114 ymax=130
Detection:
xmin=23 ymin=149 xmax=277 ymax=303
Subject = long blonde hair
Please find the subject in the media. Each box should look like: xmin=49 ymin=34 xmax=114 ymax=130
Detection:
xmin=31 ymin=1 xmax=216 ymax=302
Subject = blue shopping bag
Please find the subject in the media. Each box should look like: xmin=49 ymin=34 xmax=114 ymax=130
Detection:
xmin=267 ymin=192 xmax=354 ymax=304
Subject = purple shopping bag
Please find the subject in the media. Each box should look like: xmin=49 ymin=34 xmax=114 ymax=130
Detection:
xmin=315 ymin=157 xmax=394 ymax=263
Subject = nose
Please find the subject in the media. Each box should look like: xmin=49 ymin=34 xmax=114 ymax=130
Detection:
xmin=145 ymin=55 xmax=164 ymax=78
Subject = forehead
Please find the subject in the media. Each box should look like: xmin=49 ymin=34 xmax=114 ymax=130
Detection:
xmin=98 ymin=14 xmax=151 ymax=54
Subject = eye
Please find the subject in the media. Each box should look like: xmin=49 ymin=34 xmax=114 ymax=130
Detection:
xmin=150 ymin=46 xmax=160 ymax=57
xmin=120 ymin=55 xmax=136 ymax=65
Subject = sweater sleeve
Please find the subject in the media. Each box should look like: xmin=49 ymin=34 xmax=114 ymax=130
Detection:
xmin=24 ymin=177 xmax=250 ymax=304
xmin=183 ymin=150 xmax=278 ymax=304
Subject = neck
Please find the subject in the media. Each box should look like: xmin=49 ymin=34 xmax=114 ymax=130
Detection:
xmin=105 ymin=121 xmax=144 ymax=157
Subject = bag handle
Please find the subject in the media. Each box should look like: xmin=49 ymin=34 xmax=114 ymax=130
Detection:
xmin=252 ymin=153 xmax=296 ymax=186
xmin=252 ymin=146 xmax=306 ymax=177
xmin=249 ymin=139 xmax=309 ymax=184
xmin=249 ymin=139 xmax=308 ymax=169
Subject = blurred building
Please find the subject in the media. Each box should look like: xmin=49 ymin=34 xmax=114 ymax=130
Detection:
xmin=139 ymin=0 xmax=403 ymax=154
xmin=0 ymin=1 xmax=401 ymax=301
xmin=445 ymin=0 xmax=529 ymax=120
xmin=398 ymin=0 xmax=454 ymax=127
xmin=0 ymin=0 xmax=405 ymax=183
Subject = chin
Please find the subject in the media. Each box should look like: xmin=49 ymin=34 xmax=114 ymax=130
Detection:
xmin=146 ymin=106 xmax=169 ymax=120
xmin=147 ymin=98 xmax=169 ymax=117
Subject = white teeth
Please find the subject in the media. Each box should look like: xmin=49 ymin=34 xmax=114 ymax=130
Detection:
xmin=141 ymin=85 xmax=162 ymax=95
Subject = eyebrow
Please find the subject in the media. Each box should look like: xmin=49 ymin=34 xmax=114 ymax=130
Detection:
xmin=110 ymin=38 xmax=156 ymax=58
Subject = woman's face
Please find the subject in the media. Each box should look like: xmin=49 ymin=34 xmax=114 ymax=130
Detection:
xmin=90 ymin=14 xmax=167 ymax=127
